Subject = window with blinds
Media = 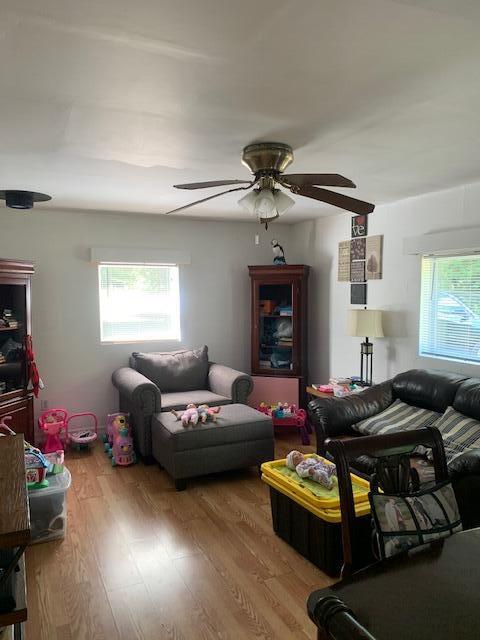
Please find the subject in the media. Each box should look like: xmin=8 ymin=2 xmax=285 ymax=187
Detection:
xmin=98 ymin=263 xmax=181 ymax=342
xmin=419 ymin=253 xmax=480 ymax=364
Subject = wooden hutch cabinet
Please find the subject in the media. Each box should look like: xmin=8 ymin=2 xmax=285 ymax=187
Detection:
xmin=248 ymin=265 xmax=309 ymax=408
xmin=0 ymin=259 xmax=35 ymax=443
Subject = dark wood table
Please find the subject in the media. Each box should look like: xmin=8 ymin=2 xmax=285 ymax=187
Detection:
xmin=308 ymin=528 xmax=480 ymax=639
xmin=0 ymin=434 xmax=30 ymax=638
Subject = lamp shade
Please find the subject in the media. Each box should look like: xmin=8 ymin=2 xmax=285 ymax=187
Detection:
xmin=347 ymin=309 xmax=384 ymax=338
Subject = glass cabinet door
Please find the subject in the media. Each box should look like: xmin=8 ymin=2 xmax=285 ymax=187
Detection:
xmin=0 ymin=283 xmax=27 ymax=396
xmin=257 ymin=282 xmax=294 ymax=373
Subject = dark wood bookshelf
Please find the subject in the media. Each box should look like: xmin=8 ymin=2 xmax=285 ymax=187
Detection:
xmin=0 ymin=259 xmax=35 ymax=444
xmin=249 ymin=264 xmax=309 ymax=406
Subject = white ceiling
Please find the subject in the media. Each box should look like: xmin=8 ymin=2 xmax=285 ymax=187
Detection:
xmin=1 ymin=0 xmax=480 ymax=223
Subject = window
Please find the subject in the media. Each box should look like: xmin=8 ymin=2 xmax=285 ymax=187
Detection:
xmin=98 ymin=263 xmax=181 ymax=342
xmin=419 ymin=253 xmax=480 ymax=364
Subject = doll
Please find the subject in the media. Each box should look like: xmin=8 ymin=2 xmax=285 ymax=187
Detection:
xmin=171 ymin=403 xmax=199 ymax=426
xmin=196 ymin=404 xmax=222 ymax=423
xmin=285 ymin=450 xmax=337 ymax=490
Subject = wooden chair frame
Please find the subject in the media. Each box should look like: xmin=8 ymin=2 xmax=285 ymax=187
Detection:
xmin=326 ymin=426 xmax=448 ymax=576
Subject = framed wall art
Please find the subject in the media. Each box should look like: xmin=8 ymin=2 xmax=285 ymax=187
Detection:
xmin=350 ymin=237 xmax=366 ymax=261
xmin=366 ymin=235 xmax=383 ymax=280
xmin=351 ymin=215 xmax=368 ymax=238
xmin=351 ymin=283 xmax=367 ymax=305
xmin=338 ymin=240 xmax=351 ymax=281
xmin=351 ymin=260 xmax=366 ymax=283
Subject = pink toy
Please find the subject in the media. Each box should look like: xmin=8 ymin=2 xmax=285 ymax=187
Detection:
xmin=104 ymin=413 xmax=129 ymax=450
xmin=66 ymin=412 xmax=98 ymax=450
xmin=171 ymin=403 xmax=199 ymax=426
xmin=258 ymin=403 xmax=311 ymax=445
xmin=110 ymin=418 xmax=136 ymax=467
xmin=38 ymin=408 xmax=67 ymax=454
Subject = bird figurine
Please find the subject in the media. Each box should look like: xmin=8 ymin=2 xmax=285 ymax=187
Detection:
xmin=271 ymin=239 xmax=286 ymax=265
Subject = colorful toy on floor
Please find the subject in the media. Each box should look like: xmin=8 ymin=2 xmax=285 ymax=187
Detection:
xmin=104 ymin=413 xmax=129 ymax=449
xmin=258 ymin=403 xmax=311 ymax=445
xmin=38 ymin=408 xmax=67 ymax=454
xmin=66 ymin=412 xmax=98 ymax=450
xmin=285 ymin=450 xmax=336 ymax=490
xmin=109 ymin=416 xmax=137 ymax=467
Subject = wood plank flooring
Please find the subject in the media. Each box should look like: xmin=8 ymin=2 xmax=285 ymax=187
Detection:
xmin=25 ymin=430 xmax=333 ymax=639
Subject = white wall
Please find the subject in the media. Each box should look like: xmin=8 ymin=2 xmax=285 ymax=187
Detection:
xmin=291 ymin=182 xmax=480 ymax=385
xmin=0 ymin=208 xmax=291 ymax=421
xmin=5 ymin=179 xmax=480 ymax=423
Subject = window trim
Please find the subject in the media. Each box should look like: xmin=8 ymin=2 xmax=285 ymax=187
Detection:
xmin=98 ymin=262 xmax=181 ymax=345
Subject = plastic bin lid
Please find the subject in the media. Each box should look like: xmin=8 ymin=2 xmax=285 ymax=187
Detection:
xmin=261 ymin=455 xmax=371 ymax=522
xmin=28 ymin=467 xmax=71 ymax=497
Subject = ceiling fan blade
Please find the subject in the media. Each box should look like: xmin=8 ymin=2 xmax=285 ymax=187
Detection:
xmin=295 ymin=185 xmax=375 ymax=214
xmin=164 ymin=183 xmax=256 ymax=215
xmin=281 ymin=174 xmax=356 ymax=188
xmin=174 ymin=179 xmax=251 ymax=190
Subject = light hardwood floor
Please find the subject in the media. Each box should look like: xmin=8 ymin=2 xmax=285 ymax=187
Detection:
xmin=25 ymin=430 xmax=333 ymax=639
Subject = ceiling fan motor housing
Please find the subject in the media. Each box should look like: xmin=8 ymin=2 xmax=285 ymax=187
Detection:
xmin=241 ymin=142 xmax=294 ymax=176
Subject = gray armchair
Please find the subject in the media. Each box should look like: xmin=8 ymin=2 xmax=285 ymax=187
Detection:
xmin=111 ymin=345 xmax=253 ymax=458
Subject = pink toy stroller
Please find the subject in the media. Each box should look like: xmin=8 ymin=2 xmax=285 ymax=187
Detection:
xmin=66 ymin=412 xmax=98 ymax=450
xmin=38 ymin=408 xmax=67 ymax=454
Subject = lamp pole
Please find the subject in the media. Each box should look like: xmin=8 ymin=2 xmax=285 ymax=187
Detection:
xmin=360 ymin=337 xmax=373 ymax=386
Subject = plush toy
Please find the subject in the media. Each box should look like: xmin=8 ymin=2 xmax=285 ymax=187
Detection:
xmin=273 ymin=319 xmax=292 ymax=339
xmin=172 ymin=403 xmax=199 ymax=426
xmin=198 ymin=404 xmax=221 ymax=423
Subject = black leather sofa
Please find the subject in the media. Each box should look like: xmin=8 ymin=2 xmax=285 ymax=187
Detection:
xmin=308 ymin=369 xmax=480 ymax=529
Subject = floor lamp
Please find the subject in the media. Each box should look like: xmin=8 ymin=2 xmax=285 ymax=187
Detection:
xmin=347 ymin=309 xmax=384 ymax=386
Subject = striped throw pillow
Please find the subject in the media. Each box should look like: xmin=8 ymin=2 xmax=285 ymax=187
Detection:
xmin=353 ymin=399 xmax=441 ymax=436
xmin=430 ymin=406 xmax=480 ymax=465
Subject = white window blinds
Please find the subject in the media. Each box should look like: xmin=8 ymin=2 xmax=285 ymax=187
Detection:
xmin=98 ymin=264 xmax=181 ymax=342
xmin=419 ymin=253 xmax=480 ymax=364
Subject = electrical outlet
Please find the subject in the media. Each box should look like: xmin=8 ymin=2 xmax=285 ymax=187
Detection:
xmin=255 ymin=234 xmax=259 ymax=246
xmin=40 ymin=399 xmax=49 ymax=410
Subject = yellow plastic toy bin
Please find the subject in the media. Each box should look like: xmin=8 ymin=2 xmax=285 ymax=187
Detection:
xmin=261 ymin=455 xmax=374 ymax=576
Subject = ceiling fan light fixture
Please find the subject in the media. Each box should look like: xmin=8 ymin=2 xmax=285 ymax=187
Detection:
xmin=238 ymin=190 xmax=258 ymax=214
xmin=273 ymin=189 xmax=295 ymax=215
xmin=253 ymin=188 xmax=276 ymax=217
xmin=168 ymin=141 xmax=375 ymax=219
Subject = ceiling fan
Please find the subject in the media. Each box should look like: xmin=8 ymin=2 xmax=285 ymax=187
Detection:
xmin=165 ymin=142 xmax=375 ymax=228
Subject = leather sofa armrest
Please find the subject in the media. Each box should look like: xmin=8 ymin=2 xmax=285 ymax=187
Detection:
xmin=208 ymin=363 xmax=253 ymax=404
xmin=308 ymin=381 xmax=393 ymax=454
xmin=111 ymin=367 xmax=161 ymax=458
xmin=448 ymin=449 xmax=480 ymax=480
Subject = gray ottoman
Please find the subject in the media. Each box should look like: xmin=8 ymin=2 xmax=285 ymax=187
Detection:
xmin=151 ymin=404 xmax=274 ymax=490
